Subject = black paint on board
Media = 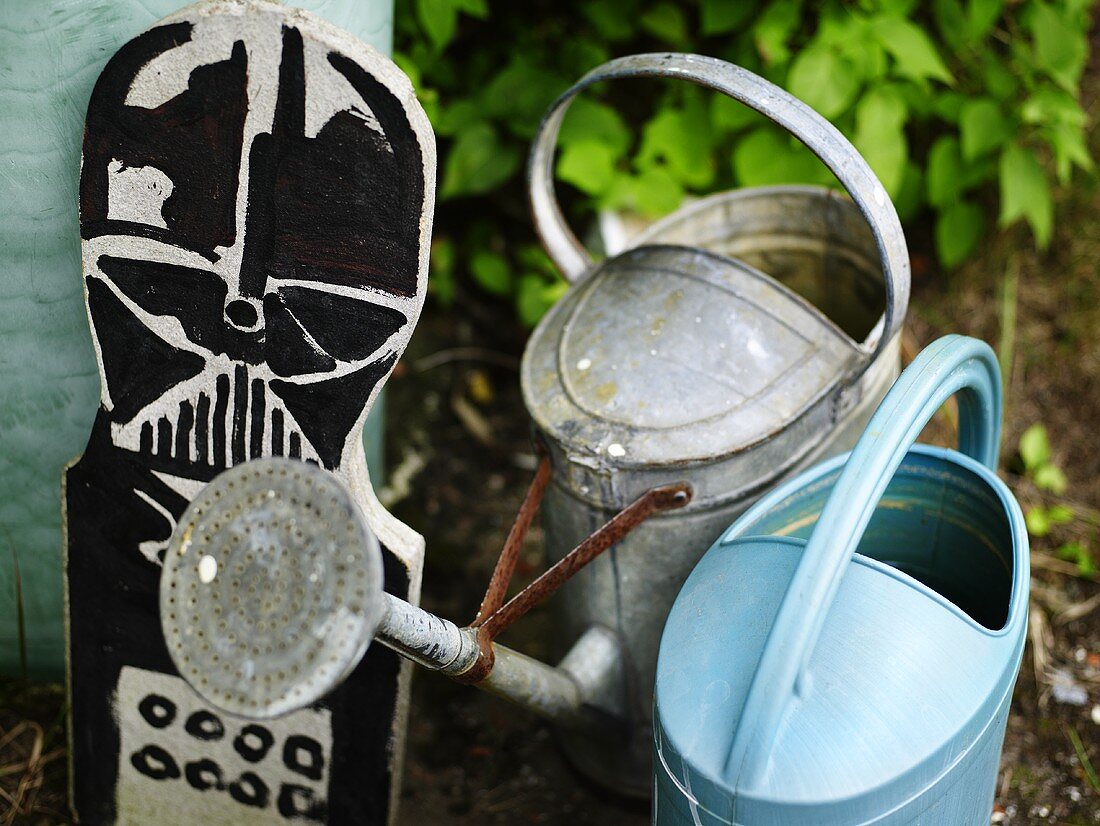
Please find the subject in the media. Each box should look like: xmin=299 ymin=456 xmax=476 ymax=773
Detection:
xmin=68 ymin=12 xmax=427 ymax=826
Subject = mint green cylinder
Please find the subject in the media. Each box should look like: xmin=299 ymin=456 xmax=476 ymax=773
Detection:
xmin=0 ymin=0 xmax=393 ymax=680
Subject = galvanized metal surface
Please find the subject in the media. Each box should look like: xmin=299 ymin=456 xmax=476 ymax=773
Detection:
xmin=160 ymin=458 xmax=383 ymax=720
xmin=654 ymin=336 xmax=1029 ymax=824
xmin=376 ymin=593 xmax=478 ymax=675
xmin=159 ymin=457 xmax=688 ymax=737
xmin=528 ymin=53 xmax=909 ymax=364
xmin=522 ymin=52 xmax=911 ymax=795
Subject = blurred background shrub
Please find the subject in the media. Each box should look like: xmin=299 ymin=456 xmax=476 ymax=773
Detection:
xmin=394 ymin=0 xmax=1092 ymax=325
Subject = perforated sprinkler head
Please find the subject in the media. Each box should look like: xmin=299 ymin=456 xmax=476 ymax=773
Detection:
xmin=160 ymin=458 xmax=384 ymax=719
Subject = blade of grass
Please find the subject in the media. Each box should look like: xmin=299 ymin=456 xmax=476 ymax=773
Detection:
xmin=998 ymin=257 xmax=1019 ymax=401
xmin=10 ymin=544 xmax=27 ymax=682
xmin=1067 ymin=725 xmax=1100 ymax=794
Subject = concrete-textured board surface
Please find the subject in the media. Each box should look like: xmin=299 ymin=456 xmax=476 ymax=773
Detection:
xmin=59 ymin=1 xmax=430 ymax=823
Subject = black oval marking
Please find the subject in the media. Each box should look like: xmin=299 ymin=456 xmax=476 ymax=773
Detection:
xmin=233 ymin=724 xmax=275 ymax=763
xmin=184 ymin=709 xmax=225 ymax=741
xmin=130 ymin=744 xmax=181 ymax=780
xmin=138 ymin=694 xmax=177 ymax=729
xmin=283 ymin=734 xmax=324 ymax=781
xmin=278 ymin=783 xmax=327 ymax=820
xmin=228 ymin=771 xmax=270 ymax=809
xmin=184 ymin=758 xmax=224 ymax=791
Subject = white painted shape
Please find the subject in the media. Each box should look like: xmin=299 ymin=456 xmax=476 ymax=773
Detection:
xmin=125 ymin=37 xmax=236 ymax=109
xmin=116 ymin=666 xmax=332 ymax=825
xmin=302 ymin=36 xmax=387 ymax=144
xmin=134 ymin=490 xmax=174 ymax=565
xmin=106 ymin=160 xmax=174 ymax=228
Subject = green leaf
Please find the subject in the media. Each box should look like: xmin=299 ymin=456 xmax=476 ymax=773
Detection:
xmin=1034 ymin=464 xmax=1069 ymax=495
xmin=558 ymin=98 xmax=631 ymax=159
xmin=999 ymin=143 xmax=1053 ymax=248
xmin=435 ymin=101 xmax=482 ymax=137
xmin=640 ymin=2 xmax=689 ymax=46
xmin=1047 ymin=122 xmax=1093 ymax=184
xmin=959 ymin=98 xmax=1013 ymax=160
xmin=582 ymin=0 xmax=638 ymax=41
xmin=980 ymin=53 xmax=1018 ymax=101
xmin=440 ymin=123 xmax=520 ymax=199
xmin=935 ymin=200 xmax=985 ymax=268
xmin=469 ymin=251 xmax=511 ymax=296
xmin=638 ymin=106 xmax=715 ymax=188
xmin=559 ymin=38 xmax=612 ymax=79
xmin=892 ymin=161 xmax=924 ymax=222
xmin=1019 ymin=423 xmax=1052 ymax=471
xmin=1056 ymin=539 xmax=1085 ymax=560
xmin=874 ymin=0 xmax=919 ymax=14
xmin=630 ymin=166 xmax=684 ymax=217
xmin=787 ymin=48 xmax=861 ymax=119
xmin=853 ymin=86 xmax=908 ymax=195
xmin=480 ymin=58 xmax=567 ymax=138
xmin=701 ymin=0 xmax=760 ymax=35
xmin=558 ymin=140 xmax=617 ymax=196
xmin=753 ymin=0 xmax=803 ymax=65
xmin=926 ymin=136 xmax=964 ymax=208
xmin=711 ymin=95 xmax=760 ymax=133
xmin=516 ymin=245 xmax=558 ymax=278
xmin=1026 ymin=507 xmax=1052 ymax=537
xmin=1047 ymin=503 xmax=1075 ymax=524
xmin=1030 ymin=2 xmax=1087 ymax=92
xmin=1021 ymin=88 xmax=1087 ymax=128
xmin=392 ymin=52 xmax=422 ymax=90
xmin=874 ymin=16 xmax=954 ymax=84
xmin=932 ymin=0 xmax=967 ymax=52
xmin=966 ymin=0 xmax=1003 ymax=41
xmin=1057 ymin=542 xmax=1096 ymax=576
xmin=417 ymin=0 xmax=458 ymax=51
xmin=733 ymin=127 xmax=834 ymax=188
xmin=429 ymin=238 xmax=456 ymax=307
xmin=453 ymin=0 xmax=488 ymax=18
xmin=930 ymin=90 xmax=967 ymax=123
xmin=516 ymin=273 xmax=568 ymax=327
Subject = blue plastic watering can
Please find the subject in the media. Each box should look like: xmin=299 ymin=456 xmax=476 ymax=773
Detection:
xmin=654 ymin=335 xmax=1029 ymax=825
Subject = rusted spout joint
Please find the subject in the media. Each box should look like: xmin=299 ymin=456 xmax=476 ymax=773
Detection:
xmin=459 ymin=454 xmax=692 ymax=686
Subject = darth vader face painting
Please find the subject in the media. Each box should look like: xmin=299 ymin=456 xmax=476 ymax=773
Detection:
xmin=66 ymin=4 xmax=433 ymax=824
xmin=80 ymin=3 xmax=432 ymax=484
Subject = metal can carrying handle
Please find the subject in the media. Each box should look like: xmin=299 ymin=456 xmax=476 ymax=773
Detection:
xmin=723 ymin=334 xmax=1005 ymax=787
xmin=528 ymin=52 xmax=910 ymax=364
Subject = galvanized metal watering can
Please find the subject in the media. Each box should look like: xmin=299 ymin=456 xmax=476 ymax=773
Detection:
xmin=523 ymin=52 xmax=910 ymax=793
xmin=654 ymin=335 xmax=1029 ymax=825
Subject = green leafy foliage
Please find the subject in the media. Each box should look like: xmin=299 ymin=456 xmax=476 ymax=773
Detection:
xmin=1017 ymin=424 xmax=1092 ymax=576
xmin=1056 ymin=541 xmax=1096 ymax=577
xmin=1025 ymin=502 xmax=1073 ymax=537
xmin=396 ymin=0 xmax=1092 ymax=325
xmin=1019 ymin=422 xmax=1068 ymax=495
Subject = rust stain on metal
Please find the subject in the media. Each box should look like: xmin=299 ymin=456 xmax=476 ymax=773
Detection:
xmin=473 ymin=448 xmax=552 ymax=625
xmin=458 ymin=478 xmax=693 ymax=684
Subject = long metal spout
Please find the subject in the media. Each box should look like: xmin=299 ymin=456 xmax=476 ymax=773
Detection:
xmin=159 ymin=456 xmax=688 ymax=727
xmin=376 ymin=592 xmax=624 ymax=728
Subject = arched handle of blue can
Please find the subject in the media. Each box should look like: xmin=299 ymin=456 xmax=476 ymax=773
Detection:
xmin=528 ymin=52 xmax=910 ymax=365
xmin=723 ymin=334 xmax=1001 ymax=790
